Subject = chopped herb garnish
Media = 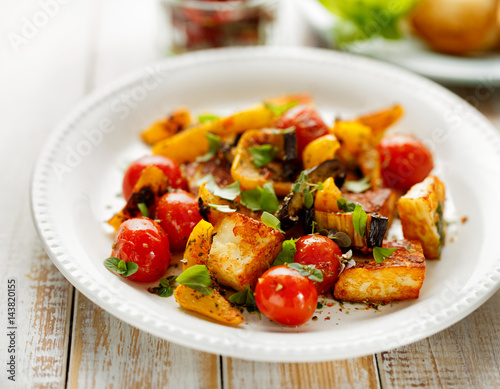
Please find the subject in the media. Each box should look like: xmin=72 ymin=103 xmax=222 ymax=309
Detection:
xmin=104 ymin=257 xmax=139 ymax=278
xmin=228 ymin=285 xmax=259 ymax=313
xmin=196 ymin=173 xmax=218 ymax=192
xmin=344 ymin=176 xmax=372 ymax=193
xmin=316 ymin=302 xmax=323 ymax=310
xmin=198 ymin=114 xmax=220 ymax=124
xmin=293 ymin=171 xmax=324 ymax=209
xmin=261 ymin=211 xmax=284 ymax=233
xmin=213 ymin=181 xmax=240 ymax=201
xmin=241 ymin=183 xmax=279 ymax=213
xmin=264 ymin=101 xmax=298 ymax=116
xmin=148 ymin=275 xmax=176 ymax=297
xmin=196 ymin=132 xmax=221 ymax=162
xmin=287 ymin=262 xmax=324 ymax=282
xmin=373 ymin=247 xmax=396 ymax=264
xmin=208 ymin=203 xmax=236 ymax=213
xmin=319 ymin=228 xmax=352 ymax=248
xmin=137 ymin=202 xmax=149 ymax=218
xmin=352 ymin=203 xmax=368 ymax=237
xmin=249 ymin=144 xmax=279 ymax=168
xmin=272 ymin=238 xmax=298 ymax=267
xmin=336 ymin=198 xmax=356 ymax=212
xmin=176 ymin=264 xmax=212 ymax=295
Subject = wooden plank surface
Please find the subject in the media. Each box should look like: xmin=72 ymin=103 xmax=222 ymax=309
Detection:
xmin=377 ymin=290 xmax=500 ymax=389
xmin=0 ymin=0 xmax=96 ymax=387
xmin=68 ymin=293 xmax=220 ymax=389
xmin=223 ymin=356 xmax=380 ymax=389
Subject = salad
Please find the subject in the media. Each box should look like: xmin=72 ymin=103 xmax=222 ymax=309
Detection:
xmin=104 ymin=94 xmax=446 ymax=327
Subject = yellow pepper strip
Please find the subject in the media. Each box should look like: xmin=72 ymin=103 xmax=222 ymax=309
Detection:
xmin=182 ymin=219 xmax=213 ymax=271
xmin=141 ymin=108 xmax=191 ymax=145
xmin=314 ymin=177 xmax=342 ymax=213
xmin=302 ymin=134 xmax=340 ymax=170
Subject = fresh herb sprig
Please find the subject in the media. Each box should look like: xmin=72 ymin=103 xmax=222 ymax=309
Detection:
xmin=148 ymin=275 xmax=176 ymax=297
xmin=261 ymin=212 xmax=285 ymax=233
xmin=196 ymin=133 xmax=222 ymax=162
xmin=287 ymin=263 xmax=324 ymax=282
xmin=373 ymin=247 xmax=396 ymax=264
xmin=293 ymin=171 xmax=325 ymax=209
xmin=249 ymin=144 xmax=279 ymax=168
xmin=228 ymin=285 xmax=259 ymax=313
xmin=176 ymin=265 xmax=212 ymax=295
xmin=240 ymin=183 xmax=279 ymax=213
xmin=272 ymin=238 xmax=299 ymax=267
xmin=104 ymin=257 xmax=139 ymax=278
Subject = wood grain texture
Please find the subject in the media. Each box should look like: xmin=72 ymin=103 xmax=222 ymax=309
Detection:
xmin=0 ymin=0 xmax=97 ymax=386
xmin=68 ymin=293 xmax=220 ymax=389
xmin=223 ymin=356 xmax=379 ymax=389
xmin=377 ymin=290 xmax=500 ymax=389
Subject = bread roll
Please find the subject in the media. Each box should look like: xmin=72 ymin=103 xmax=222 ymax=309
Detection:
xmin=410 ymin=0 xmax=500 ymax=55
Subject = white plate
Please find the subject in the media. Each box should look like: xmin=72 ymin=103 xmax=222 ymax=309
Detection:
xmin=297 ymin=0 xmax=500 ymax=85
xmin=31 ymin=47 xmax=500 ymax=362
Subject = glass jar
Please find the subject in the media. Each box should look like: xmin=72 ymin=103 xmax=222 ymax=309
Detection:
xmin=162 ymin=0 xmax=280 ymax=53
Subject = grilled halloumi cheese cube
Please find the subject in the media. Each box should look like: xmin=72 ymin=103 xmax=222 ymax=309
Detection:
xmin=344 ymin=188 xmax=397 ymax=227
xmin=208 ymin=213 xmax=284 ymax=291
xmin=334 ymin=239 xmax=426 ymax=303
xmin=397 ymin=175 xmax=446 ymax=259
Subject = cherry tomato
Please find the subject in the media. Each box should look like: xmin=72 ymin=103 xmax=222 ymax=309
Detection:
xmin=378 ymin=134 xmax=434 ymax=191
xmin=111 ymin=217 xmax=170 ymax=283
xmin=122 ymin=155 xmax=188 ymax=200
xmin=275 ymin=105 xmax=329 ymax=158
xmin=156 ymin=190 xmax=202 ymax=251
xmin=255 ymin=265 xmax=318 ymax=326
xmin=294 ymin=235 xmax=342 ymax=295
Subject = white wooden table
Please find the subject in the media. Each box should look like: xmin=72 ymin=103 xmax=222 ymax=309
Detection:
xmin=1 ymin=0 xmax=499 ymax=387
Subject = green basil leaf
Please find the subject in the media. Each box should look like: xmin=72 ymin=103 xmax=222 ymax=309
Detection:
xmin=309 ymin=269 xmax=324 ymax=283
xmin=137 ymin=202 xmax=149 ymax=218
xmin=196 ymin=133 xmax=221 ymax=162
xmin=337 ymin=198 xmax=356 ymax=212
xmin=240 ymin=187 xmax=263 ymax=211
xmin=344 ymin=176 xmax=372 ymax=193
xmin=228 ymin=285 xmax=258 ymax=312
xmin=260 ymin=183 xmax=279 ymax=213
xmin=249 ymin=144 xmax=279 ymax=168
xmin=176 ymin=264 xmax=212 ymax=295
xmin=198 ymin=114 xmax=219 ymax=124
xmin=261 ymin=211 xmax=284 ymax=233
xmin=103 ymin=257 xmax=121 ymax=272
xmin=156 ymin=287 xmax=173 ymax=297
xmin=122 ymin=262 xmax=139 ymax=277
xmin=353 ymin=203 xmax=368 ymax=237
xmin=213 ymin=181 xmax=240 ymax=201
xmin=287 ymin=263 xmax=324 ymax=282
xmin=195 ymin=174 xmax=218 ymax=192
xmin=117 ymin=259 xmax=127 ymax=273
xmin=304 ymin=191 xmax=314 ymax=209
xmin=208 ymin=204 xmax=236 ymax=213
xmin=264 ymin=101 xmax=298 ymax=116
xmin=272 ymin=238 xmax=298 ymax=267
xmin=373 ymin=247 xmax=397 ymax=264
xmin=328 ymin=230 xmax=352 ymax=248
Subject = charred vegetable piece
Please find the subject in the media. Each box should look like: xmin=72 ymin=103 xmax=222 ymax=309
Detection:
xmin=277 ymin=159 xmax=347 ymax=231
xmin=314 ymin=210 xmax=388 ymax=249
xmin=305 ymin=159 xmax=346 ymax=189
xmin=108 ymin=166 xmax=169 ymax=230
xmin=141 ymin=107 xmax=191 ymax=145
xmin=231 ymin=129 xmax=298 ymax=196
xmin=283 ymin=131 xmax=298 ymax=161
